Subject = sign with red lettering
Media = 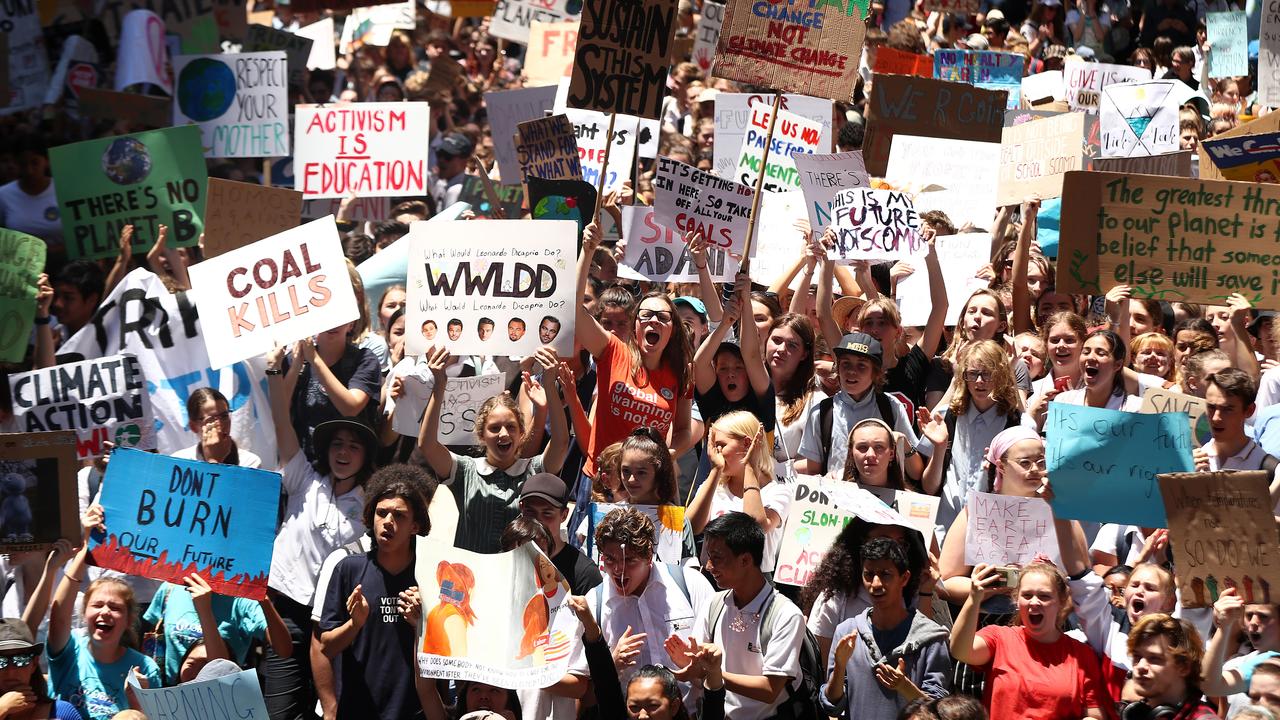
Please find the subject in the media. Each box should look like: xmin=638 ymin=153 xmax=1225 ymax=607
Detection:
xmin=525 ymin=20 xmax=577 ymax=86
xmin=620 ymin=205 xmax=741 ymax=282
xmin=187 ymin=215 xmax=359 ymax=369
xmin=713 ymin=0 xmax=866 ymax=102
xmin=567 ymin=0 xmax=678 ymax=120
xmin=652 ymin=156 xmax=754 ymax=259
xmin=294 ymin=102 xmax=430 ymax=198
xmin=735 ymin=104 xmax=824 ymax=193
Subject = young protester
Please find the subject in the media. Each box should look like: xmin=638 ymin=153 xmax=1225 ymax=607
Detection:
xmin=1130 ymin=332 xmax=1177 ymax=386
xmin=765 ymin=314 xmax=818 ymax=480
xmin=1030 ymin=311 xmax=1088 ymax=396
xmin=0 ymin=618 xmax=79 ymax=720
xmin=283 ymin=324 xmax=382 ymax=463
xmin=840 ymin=418 xmax=913 ymax=490
xmin=614 ymin=428 xmax=681 ymax=507
xmin=518 ymin=474 xmax=601 ymax=595
xmin=1192 ymin=370 xmax=1280 ymax=499
xmin=927 ymin=289 xmax=1028 ymax=411
xmin=1202 ymin=588 xmax=1280 ymax=716
xmin=172 ymin=388 xmax=262 ymax=467
xmin=692 ymin=274 xmax=774 ymax=432
xmin=1028 ymin=330 xmax=1147 ymax=430
xmin=1123 ymin=614 xmax=1220 ymax=719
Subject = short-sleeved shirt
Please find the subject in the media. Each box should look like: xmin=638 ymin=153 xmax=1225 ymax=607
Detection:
xmin=885 ymin=345 xmax=932 ymax=420
xmin=695 ymin=585 xmax=804 ymax=720
xmin=269 ymin=452 xmax=366 ymax=606
xmin=143 ymin=582 xmax=267 ymax=684
xmin=975 ymin=625 xmax=1108 ymax=720
xmin=49 ymin=633 xmax=162 ymax=720
xmin=552 ymin=543 xmax=602 ymax=595
xmin=588 ymin=333 xmax=683 ymax=475
xmin=695 ymin=378 xmax=776 ymax=432
xmin=797 ymin=390 xmax=918 ymax=478
xmin=448 ymin=453 xmax=545 ymax=554
xmin=706 ymin=482 xmax=791 ymax=573
xmin=288 ymin=344 xmax=382 ymax=462
xmin=171 ymin=443 xmax=263 ymax=468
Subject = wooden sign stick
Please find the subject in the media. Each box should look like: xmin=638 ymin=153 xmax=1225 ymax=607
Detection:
xmin=739 ymin=92 xmax=783 ymax=274
xmin=592 ymin=112 xmax=618 ymax=219
xmin=469 ymin=155 xmax=504 ymax=215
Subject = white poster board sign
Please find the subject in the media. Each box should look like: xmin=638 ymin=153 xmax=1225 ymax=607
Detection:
xmin=173 ymin=52 xmax=289 ymax=158
xmin=714 ymin=93 xmax=833 ymax=178
xmin=486 ymin=85 xmax=559 ymax=185
xmin=896 ymin=233 xmax=991 ymax=326
xmin=653 ymin=156 xmax=754 ymax=259
xmin=621 ymin=206 xmax=741 ymax=282
xmin=793 ymin=151 xmax=871 ymax=233
xmin=294 ymin=102 xmax=430 ymax=198
xmin=735 ymin=104 xmax=824 ymax=193
xmin=1100 ymin=80 xmax=1181 ymax=158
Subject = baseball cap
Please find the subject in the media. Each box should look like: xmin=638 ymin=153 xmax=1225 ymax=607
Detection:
xmin=963 ymin=33 xmax=990 ymax=49
xmin=437 ymin=132 xmax=475 ymax=159
xmin=520 ymin=473 xmax=567 ymax=508
xmin=674 ymin=296 xmax=708 ymax=320
xmin=832 ymin=332 xmax=883 ymax=365
xmin=985 ymin=8 xmax=1005 ymax=22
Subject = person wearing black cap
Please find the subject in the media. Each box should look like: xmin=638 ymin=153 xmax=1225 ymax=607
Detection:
xmin=519 ymin=474 xmax=601 ymax=595
xmin=432 ymin=133 xmax=474 ymax=211
xmin=0 ymin=618 xmax=78 ymax=718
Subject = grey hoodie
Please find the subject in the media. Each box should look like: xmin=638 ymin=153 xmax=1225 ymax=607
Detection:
xmin=818 ymin=608 xmax=952 ymax=719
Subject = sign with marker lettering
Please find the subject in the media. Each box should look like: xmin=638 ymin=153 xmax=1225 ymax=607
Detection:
xmin=187 ymin=216 xmax=359 ymax=370
xmin=621 ymin=205 xmax=741 ymax=282
xmin=692 ymin=0 xmax=724 ymax=73
xmin=996 ymin=112 xmax=1086 ymax=206
xmin=294 ymin=102 xmax=430 ymax=198
xmin=1064 ymin=61 xmax=1151 ymax=113
xmin=0 ymin=229 xmax=45 ymax=363
xmin=201 ymin=179 xmax=302 ymax=258
xmin=827 ymin=188 xmax=925 ymax=262
xmin=567 ymin=0 xmax=677 ymax=120
xmin=173 ymin=52 xmax=289 ymax=158
xmin=565 ymin=108 xmax=638 ymax=193
xmin=653 ymin=156 xmax=754 ymax=260
xmin=1057 ymin=171 xmax=1280 ymax=308
xmin=714 ymin=93 xmax=833 ymax=180
xmin=1045 ymin=404 xmax=1194 ymax=527
xmin=793 ymin=151 xmax=871 ymax=234
xmin=735 ymin=104 xmax=824 ymax=193
xmin=884 ymin=135 xmax=1001 ymax=230
xmin=1140 ymin=387 xmax=1211 ymax=445
xmin=1202 ymin=132 xmax=1280 ymax=183
xmin=864 ymin=74 xmax=1008 ymax=176
xmin=1262 ymin=3 xmax=1280 ymax=107
xmin=1099 ymin=80 xmax=1180 ymax=158
xmin=50 ymin=126 xmax=207 ymax=260
xmin=516 ymin=114 xmax=583 ymax=184
xmin=964 ymin=490 xmax=1058 ymax=566
xmin=485 ymin=86 xmax=558 ymax=185
xmin=0 ymin=432 xmax=81 ymax=552
xmin=132 ymin=669 xmax=270 ymax=720
xmin=389 ymin=370 xmax=508 ymax=442
xmin=1207 ymin=11 xmax=1247 ymax=78
xmin=525 ymin=20 xmax=577 ymax=86
xmin=91 ymin=448 xmax=281 ymax=599
xmin=490 ymin=0 xmax=583 ymax=45
xmin=243 ymin=24 xmax=314 ymax=89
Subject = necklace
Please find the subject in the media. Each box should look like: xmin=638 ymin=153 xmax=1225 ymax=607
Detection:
xmin=729 ymin=605 xmax=761 ymax=633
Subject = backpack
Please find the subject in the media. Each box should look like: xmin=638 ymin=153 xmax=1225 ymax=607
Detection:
xmin=590 ymin=563 xmax=691 ymax=621
xmin=817 ymin=393 xmax=897 ymax=476
xmin=940 ymin=408 xmax=1023 ymax=473
xmin=707 ymin=587 xmax=822 ymax=720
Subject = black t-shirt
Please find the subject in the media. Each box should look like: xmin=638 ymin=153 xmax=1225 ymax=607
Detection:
xmin=694 ymin=378 xmax=777 ymax=431
xmin=320 ymin=552 xmax=421 ymax=720
xmin=553 ymin=543 xmax=602 ymax=595
xmin=289 ymin=344 xmax=382 ymax=461
xmin=885 ymin=345 xmax=931 ymax=420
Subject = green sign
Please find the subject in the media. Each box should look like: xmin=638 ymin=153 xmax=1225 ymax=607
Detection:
xmin=50 ymin=126 xmax=208 ymax=260
xmin=0 ymin=229 xmax=45 ymax=363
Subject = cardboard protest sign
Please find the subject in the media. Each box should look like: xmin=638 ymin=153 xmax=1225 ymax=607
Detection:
xmin=1064 ymin=60 xmax=1151 ymax=113
xmin=173 ymin=52 xmax=289 ymax=158
xmin=1203 ymin=132 xmax=1280 ymax=183
xmin=793 ymin=152 xmax=871 ymax=234
xmin=8 ymin=354 xmax=156 ymax=460
xmin=389 ymin=371 xmax=507 ymax=442
xmin=201 ymin=179 xmax=302 ymax=258
xmin=735 ymin=104 xmax=824 ymax=193
xmin=567 ymin=0 xmax=677 ymax=120
xmin=1140 ymin=386 xmax=1211 ymax=445
xmin=1022 ymin=70 xmax=1066 ymax=105
xmin=490 ymin=0 xmax=582 ymax=45
xmin=425 ymin=52 xmax=464 ymax=95
xmin=714 ymin=93 xmax=833 ymax=180
xmin=50 ymin=126 xmax=207 ymax=260
xmin=1057 ymin=171 xmax=1280 ymax=307
xmin=996 ymin=112 xmax=1086 ymax=206
xmin=565 ymin=108 xmax=639 ymax=193
xmin=1207 ymin=11 xmax=1248 ymax=78
xmin=586 ymin=503 xmax=686 ymax=564
xmin=897 ymin=233 xmax=990 ymax=326
xmin=294 ymin=103 xmax=430 ymax=198
xmin=0 ymin=432 xmax=80 ymax=551
xmin=827 ymin=188 xmax=925 ymax=263
xmin=864 ymin=74 xmax=1008 ymax=176
xmin=527 ymin=177 xmax=597 ymax=238
xmin=0 ymin=0 xmax=49 ymax=114
xmin=131 ymin=668 xmax=269 ymax=720
xmin=964 ymin=490 xmax=1058 ymax=566
xmin=1200 ymin=112 xmax=1280 ymax=182
xmin=76 ymin=87 xmax=171 ymax=128
xmin=404 ymin=220 xmax=576 ymax=358
xmin=516 ymin=114 xmax=584 ymax=184
xmin=92 ymin=448 xmax=280 ymax=599
xmin=874 ymin=47 xmax=933 ymax=77
xmin=1092 ymin=151 xmax=1193 ymax=177
xmin=1264 ymin=3 xmax=1280 ymax=108
xmin=1045 ymin=403 xmax=1194 ymax=527
xmin=295 ymin=17 xmax=337 ymax=70
xmin=525 ymin=20 xmax=577 ymax=86
xmin=884 ymin=134 xmax=1002 ymax=227
xmin=114 ymin=9 xmax=172 ymax=93
xmin=1099 ymin=81 xmax=1180 ymax=158
xmin=712 ymin=0 xmax=865 ymax=103
xmin=1159 ymin=471 xmax=1280 ymax=608
xmin=621 ymin=205 xmax=741 ymax=282
xmin=486 ymin=86 xmax=558 ymax=185
xmin=416 ymin=538 xmax=577 ymax=686
xmin=692 ymin=0 xmax=724 ymax=73
xmin=459 ymin=176 xmax=525 ymax=220
xmin=302 ymin=197 xmax=391 ymax=222
xmin=653 ymin=156 xmax=754 ymax=260
xmin=187 ymin=216 xmax=358 ymax=369
xmin=243 ymin=24 xmax=314 ymax=88
xmin=0 ymin=229 xmax=45 ymax=363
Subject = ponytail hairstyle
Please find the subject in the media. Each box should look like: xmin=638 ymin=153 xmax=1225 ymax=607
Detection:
xmin=840 ymin=418 xmax=906 ymax=490
xmin=620 ymin=427 xmax=678 ymax=505
xmin=941 ymin=288 xmax=1009 ymax=364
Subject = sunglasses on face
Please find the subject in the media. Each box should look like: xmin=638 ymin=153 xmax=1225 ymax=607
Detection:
xmin=440 ymin=581 xmax=464 ymax=603
xmin=0 ymin=653 xmax=36 ymax=669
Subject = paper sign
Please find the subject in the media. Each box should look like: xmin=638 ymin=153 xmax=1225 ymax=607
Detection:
xmin=132 ymin=669 xmax=270 ymax=720
xmin=173 ymin=51 xmax=289 ymax=158
xmin=294 ymin=102 xmax=430 ymax=198
xmin=565 ymin=108 xmax=639 ymax=194
xmin=390 ymin=371 xmax=507 ymax=442
xmin=201 ymin=179 xmax=302 ymax=258
xmin=586 ymin=503 xmax=686 ymax=564
xmin=0 ymin=431 xmax=80 ymax=551
xmin=340 ymin=1 xmax=416 ymax=53
xmin=735 ymin=104 xmax=824 ymax=193
xmin=934 ymin=50 xmax=1022 ymax=85
xmin=714 ymin=93 xmax=833 ymax=180
xmin=187 ymin=216 xmax=359 ymax=369
xmin=864 ymin=74 xmax=1008 ymax=176
xmin=1200 ymin=113 xmax=1280 ymax=182
xmin=76 ymin=87 xmax=170 ymax=128
xmin=416 ymin=538 xmax=577 ymax=687
xmin=295 ymin=17 xmax=337 ymax=70
xmin=459 ymin=176 xmax=524 ymax=220
xmin=0 ymin=0 xmax=49 ymax=114
xmin=964 ymin=490 xmax=1058 ymax=566
xmin=302 ymin=197 xmax=391 ymax=222
xmin=486 ymin=86 xmax=558 ymax=185
xmin=884 ymin=134 xmax=1002 ymax=227
xmin=874 ymin=47 xmax=933 ymax=77
xmin=516 ymin=114 xmax=583 ymax=184
xmin=1093 ymin=151 xmax=1193 ymax=177
xmin=243 ymin=24 xmax=314 ymax=88
xmin=653 ymin=156 xmax=754 ymax=259
xmin=997 ymin=112 xmax=1087 ymax=206
xmin=1263 ymin=4 xmax=1280 ymax=108
xmin=1159 ymin=471 xmax=1280 ymax=608
xmin=8 ymin=354 xmax=156 ymax=461
xmin=490 ymin=0 xmax=582 ymax=45
xmin=1099 ymin=80 xmax=1180 ymax=158
xmin=1045 ymin=403 xmax=1194 ymax=527
xmin=897 ymin=233 xmax=990 ymax=326
xmin=44 ymin=34 xmax=99 ymax=106
xmin=712 ymin=0 xmax=866 ymax=103
xmin=1057 ymin=171 xmax=1280 ymax=307
xmin=747 ymin=190 xmax=809 ymax=287
xmin=863 ymin=486 xmax=941 ymax=542
xmin=92 ymin=448 xmax=280 ymax=599
xmin=0 ymin=229 xmax=45 ymax=363
xmin=50 ymin=126 xmax=207 ymax=260
xmin=621 ymin=205 xmax=741 ymax=282
xmin=115 ymin=9 xmax=172 ymax=94
xmin=404 ymin=219 xmax=576 ymax=357
xmin=793 ymin=151 xmax=871 ymax=233
xmin=1203 ymin=132 xmax=1280 ymax=183
xmin=1064 ymin=61 xmax=1151 ymax=113
xmin=525 ymin=20 xmax=577 ymax=86
xmin=1140 ymin=386 xmax=1211 ymax=445
xmin=1207 ymin=11 xmax=1248 ymax=78
xmin=692 ymin=1 xmax=724 ymax=73
xmin=827 ymin=188 xmax=925 ymax=262
xmin=567 ymin=0 xmax=677 ymax=120
xmin=1022 ymin=70 xmax=1066 ymax=104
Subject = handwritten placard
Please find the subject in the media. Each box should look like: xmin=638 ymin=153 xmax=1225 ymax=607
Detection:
xmin=132 ymin=669 xmax=270 ymax=719
xmin=1099 ymin=80 xmax=1180 ymax=159
xmin=1140 ymin=386 xmax=1211 ymax=445
xmin=567 ymin=0 xmax=676 ymax=120
xmin=1207 ymin=11 xmax=1248 ymax=78
xmin=793 ymin=151 xmax=871 ymax=234
xmin=653 ymin=156 xmax=754 ymax=259
xmin=525 ymin=20 xmax=578 ymax=86
xmin=964 ymin=490 xmax=1058 ymax=566
xmin=1262 ymin=3 xmax=1280 ymax=108
xmin=243 ymin=24 xmax=314 ymax=88
xmin=565 ymin=108 xmax=639 ymax=194
xmin=0 ymin=431 xmax=80 ymax=551
xmin=897 ymin=233 xmax=990 ymax=326
xmin=294 ymin=102 xmax=430 ymax=198
xmin=864 ymin=74 xmax=1008 ymax=176
xmin=0 ymin=229 xmax=45 ymax=363
xmin=714 ymin=93 xmax=833 ymax=180
xmin=621 ymin=206 xmax=741 ymax=282
xmin=201 ymin=179 xmax=302 ymax=258
xmin=486 ymin=86 xmax=558 ymax=185
xmin=1064 ymin=61 xmax=1151 ymax=113
xmin=691 ymin=0 xmax=724 ymax=73
xmin=997 ymin=112 xmax=1086 ymax=206
xmin=516 ymin=114 xmax=583 ymax=184
xmin=735 ymin=104 xmax=824 ymax=193
xmin=827 ymin=188 xmax=925 ymax=262
xmin=490 ymin=0 xmax=582 ymax=45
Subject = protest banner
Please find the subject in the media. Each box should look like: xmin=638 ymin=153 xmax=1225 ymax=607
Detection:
xmin=897 ymin=233 xmax=991 ymax=325
xmin=1045 ymin=403 xmax=1194 ymax=527
xmin=8 ymin=354 xmax=156 ymax=460
xmin=527 ymin=177 xmax=597 ymax=238
xmin=996 ymin=112 xmax=1087 ymax=206
xmin=1207 ymin=11 xmax=1247 ymax=78
xmin=712 ymin=0 xmax=865 ymax=103
xmin=131 ymin=668 xmax=269 ymax=720
xmin=1140 ymin=386 xmax=1211 ymax=445
xmin=1065 ymin=60 xmax=1151 ymax=112
xmin=691 ymin=0 xmax=724 ymax=73
xmin=1022 ymin=70 xmax=1066 ymax=105
xmin=621 ymin=205 xmax=741 ymax=282
xmin=295 ymin=17 xmax=336 ymax=70
xmin=863 ymin=486 xmax=941 ymax=542
xmin=114 ymin=9 xmax=173 ymax=93
xmin=173 ymin=52 xmax=289 ymax=158
xmin=1057 ymin=171 xmax=1280 ymax=307
xmin=58 ymin=269 xmax=276 ymax=460
xmin=1093 ymin=150 xmax=1193 ymax=177
xmin=485 ymin=86 xmax=558 ymax=185
xmin=0 ymin=229 xmax=45 ymax=363
xmin=653 ymin=156 xmax=754 ymax=260
xmin=874 ymin=47 xmax=933 ymax=77
xmin=1199 ymin=112 xmax=1280 ymax=182
xmin=243 ymin=24 xmax=314 ymax=88
xmin=884 ymin=134 xmax=1001 ymax=229
xmin=416 ymin=538 xmax=576 ymax=686
xmin=1159 ymin=471 xmax=1280 ymax=607
xmin=404 ymin=220 xmax=576 ymax=357
xmin=964 ymin=490 xmax=1058 ymax=566
xmin=827 ymin=188 xmax=925 ymax=263
xmin=92 ymin=448 xmax=280 ymax=599
xmin=459 ymin=176 xmax=525 ymax=220
xmin=50 ymin=126 xmax=207 ymax=260
xmin=1099 ymin=80 xmax=1180 ymax=158
xmin=516 ymin=114 xmax=583 ymax=185
xmin=565 ymin=108 xmax=639 ymax=193
xmin=0 ymin=0 xmax=48 ymax=114
xmin=490 ymin=0 xmax=582 ymax=45
xmin=201 ymin=179 xmax=302 ymax=258
xmin=735 ymin=104 xmax=824 ymax=193
xmin=934 ymin=50 xmax=1023 ymax=106
xmin=294 ymin=103 xmax=429 ymax=198
xmin=793 ymin=151 xmax=871 ymax=234
xmin=1264 ymin=3 xmax=1280 ymax=108
xmin=1203 ymin=132 xmax=1280 ymax=183
xmin=76 ymin=87 xmax=171 ymax=128
xmin=0 ymin=431 xmax=79 ymax=551
xmin=525 ymin=20 xmax=577 ymax=86
xmin=187 ymin=216 xmax=359 ymax=370
xmin=567 ymin=0 xmax=677 ymax=120
xmin=864 ymin=74 xmax=1008 ymax=176
xmin=714 ymin=93 xmax=833 ymax=179
xmin=586 ymin=503 xmax=686 ymax=564
xmin=389 ymin=371 xmax=507 ymax=442
xmin=339 ymin=0 xmax=416 ymax=52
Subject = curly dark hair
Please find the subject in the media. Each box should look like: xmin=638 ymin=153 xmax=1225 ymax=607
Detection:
xmin=801 ymin=517 xmax=927 ymax=611
xmin=361 ymin=464 xmax=435 ymax=539
xmin=594 ymin=507 xmax=657 ymax=560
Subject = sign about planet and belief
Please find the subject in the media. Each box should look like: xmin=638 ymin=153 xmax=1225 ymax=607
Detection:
xmin=173 ymin=52 xmax=290 ymax=158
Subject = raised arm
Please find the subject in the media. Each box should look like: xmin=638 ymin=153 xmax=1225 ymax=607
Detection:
xmin=49 ymin=505 xmax=101 ymax=657
xmin=266 ymin=343 xmax=301 ymax=467
xmin=533 ymin=350 xmax=570 ymax=474
xmin=916 ymin=409 xmax=949 ymax=496
xmin=1104 ymin=285 xmax=1133 ymax=348
xmin=687 ymin=231 xmax=724 ymax=323
xmin=300 ymin=339 xmax=371 ymax=417
xmin=949 ymin=563 xmax=997 ymax=666
xmin=103 ymin=225 xmax=134 ymax=297
xmin=21 ymin=540 xmax=75 ymax=636
xmin=1011 ymin=197 xmax=1039 ymax=336
xmin=920 ymin=231 xmax=948 ymax=356
xmin=558 ymin=363 xmax=593 ymax=456
xmin=575 ymin=221 xmax=609 ymax=357
xmin=1227 ymin=293 xmax=1262 ymax=381
xmin=416 ymin=346 xmax=457 ymax=479
xmin=693 ymin=297 xmax=740 ymax=395
xmin=1201 ymin=587 xmax=1246 ymax=696
xmin=814 ymin=232 xmax=844 ymax=352
xmin=33 ymin=274 xmax=55 ymax=370
xmin=736 ymin=274 xmax=771 ymax=398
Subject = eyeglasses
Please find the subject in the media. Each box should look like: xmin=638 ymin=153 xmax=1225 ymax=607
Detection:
xmin=964 ymin=370 xmax=993 ymax=382
xmin=202 ymin=411 xmax=231 ymax=426
xmin=0 ymin=653 xmax=36 ymax=669
xmin=1008 ymin=457 xmax=1048 ymax=472
xmin=636 ymin=309 xmax=673 ymax=323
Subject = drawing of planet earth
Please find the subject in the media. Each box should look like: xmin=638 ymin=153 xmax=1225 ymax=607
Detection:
xmin=101 ymin=137 xmax=152 ymax=186
xmin=177 ymin=58 xmax=236 ymax=122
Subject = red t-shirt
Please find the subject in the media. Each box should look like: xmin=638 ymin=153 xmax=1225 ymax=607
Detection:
xmin=976 ymin=625 xmax=1111 ymax=720
xmin=587 ymin=334 xmax=682 ymax=474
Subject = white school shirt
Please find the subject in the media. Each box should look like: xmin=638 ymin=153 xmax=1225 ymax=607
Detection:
xmin=798 ymin=390 xmax=918 ymax=479
xmin=268 ymin=452 xmax=365 ymax=606
xmin=939 ymin=403 xmax=1009 ymax=533
xmin=597 ymin=563 xmax=716 ymax=688
xmin=171 ymin=443 xmax=263 ymax=468
xmin=1202 ymin=438 xmax=1279 ymax=512
xmin=706 ymin=481 xmax=791 ymax=573
xmin=695 ymin=585 xmax=804 ymax=720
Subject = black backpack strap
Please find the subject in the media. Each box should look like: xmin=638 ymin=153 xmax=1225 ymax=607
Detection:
xmin=818 ymin=397 xmax=834 ymax=476
xmin=942 ymin=409 xmax=957 ymax=470
xmin=874 ymin=392 xmax=896 ymax=427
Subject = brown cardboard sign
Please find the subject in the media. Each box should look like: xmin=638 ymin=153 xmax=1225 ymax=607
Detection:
xmin=0 ymin=432 xmax=80 ymax=552
xmin=524 ymin=20 xmax=577 ymax=87
xmin=1159 ymin=471 xmax=1280 ymax=608
xmin=426 ymin=52 xmax=464 ymax=95
xmin=202 ymin=179 xmax=303 ymax=258
xmin=996 ymin=112 xmax=1086 ymax=206
xmin=1092 ymin=150 xmax=1193 ymax=177
xmin=515 ymin=114 xmax=583 ymax=183
xmin=567 ymin=0 xmax=678 ymax=121
xmin=863 ymin=74 xmax=1008 ymax=177
xmin=76 ymin=87 xmax=170 ymax=128
xmin=873 ymin=47 xmax=933 ymax=77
